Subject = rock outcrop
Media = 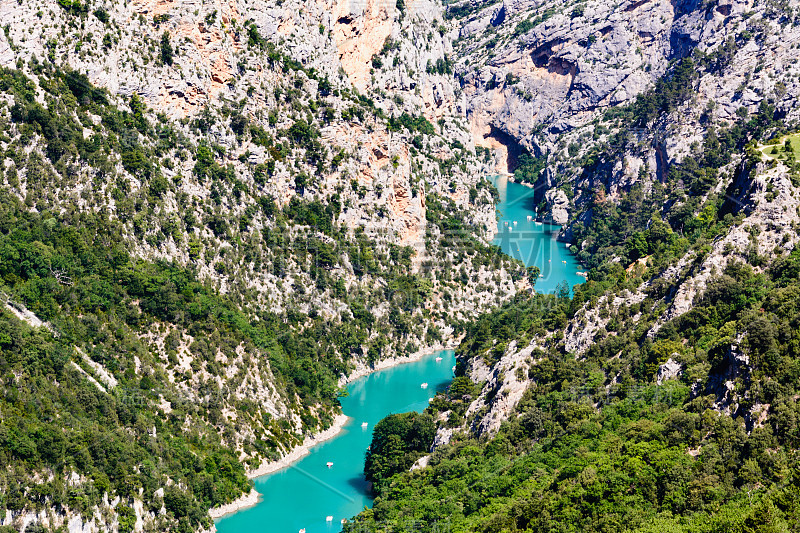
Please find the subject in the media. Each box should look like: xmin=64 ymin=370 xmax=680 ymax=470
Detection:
xmin=543 ymin=188 xmax=569 ymax=224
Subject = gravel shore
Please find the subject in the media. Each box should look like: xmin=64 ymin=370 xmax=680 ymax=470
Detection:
xmin=208 ymin=414 xmax=349 ymax=520
xmin=210 ymin=342 xmax=459 ymax=521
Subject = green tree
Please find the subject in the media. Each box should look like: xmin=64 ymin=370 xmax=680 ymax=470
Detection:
xmin=364 ymin=412 xmax=435 ymax=488
xmin=160 ymin=32 xmax=174 ymax=65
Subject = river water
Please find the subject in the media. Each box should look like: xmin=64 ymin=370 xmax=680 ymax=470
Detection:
xmin=215 ymin=175 xmax=583 ymax=532
xmin=214 ymin=350 xmax=457 ymax=533
xmin=490 ymin=175 xmax=585 ymax=293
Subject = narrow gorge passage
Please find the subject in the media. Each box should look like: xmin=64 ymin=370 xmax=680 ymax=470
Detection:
xmin=214 ymin=350 xmax=456 ymax=533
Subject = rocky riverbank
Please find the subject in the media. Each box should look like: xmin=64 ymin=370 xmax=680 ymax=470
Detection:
xmin=338 ymin=341 xmax=460 ymax=387
xmin=208 ymin=413 xmax=350 ymax=520
xmin=210 ymin=343 xmax=465 ymax=521
xmin=208 ymin=490 xmax=260 ymax=520
xmin=245 ymin=413 xmax=351 ymax=480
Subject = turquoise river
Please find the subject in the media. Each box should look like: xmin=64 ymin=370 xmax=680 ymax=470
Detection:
xmin=215 ymin=176 xmax=583 ymax=532
xmin=490 ymin=175 xmax=585 ymax=294
xmin=214 ymin=349 xmax=458 ymax=533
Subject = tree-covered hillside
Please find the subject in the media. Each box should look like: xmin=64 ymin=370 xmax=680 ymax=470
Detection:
xmin=349 ymin=244 xmax=800 ymax=533
xmin=0 ymin=52 xmax=523 ymax=531
xmin=349 ymin=46 xmax=800 ymax=533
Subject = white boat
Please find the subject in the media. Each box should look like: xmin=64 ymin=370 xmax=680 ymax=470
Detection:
xmin=361 ymin=422 xmax=368 ymax=428
xmin=562 ymin=260 xmax=567 ymax=264
xmin=341 ymin=519 xmax=347 ymax=525
xmin=539 ymin=274 xmax=544 ymax=278
xmin=326 ymin=516 xmax=333 ymax=522
xmin=435 ymin=356 xmax=442 ymax=362
xmin=326 ymin=462 xmax=333 ymax=468
xmin=452 ymin=366 xmax=456 ymax=372
xmin=504 ymin=221 xmax=508 ymax=226
xmin=421 ymin=382 xmax=428 ymax=389
xmin=513 ymin=220 xmax=518 ymax=225
xmin=548 ymin=259 xmax=551 ymax=263
xmin=300 ymin=529 xmax=306 ymax=533
xmin=535 ymin=221 xmax=542 ymax=225
xmin=527 ymin=215 xmax=532 ymax=221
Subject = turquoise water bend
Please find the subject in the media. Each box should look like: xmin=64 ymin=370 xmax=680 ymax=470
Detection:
xmin=216 ymin=177 xmax=580 ymax=531
xmin=214 ymin=350 xmax=456 ymax=533
xmin=490 ymin=175 xmax=584 ymax=293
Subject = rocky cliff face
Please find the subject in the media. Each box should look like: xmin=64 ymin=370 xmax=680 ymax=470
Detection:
xmin=459 ymin=0 xmax=690 ymax=137
xmin=450 ymin=0 xmax=800 ymax=219
xmin=427 ymin=0 xmax=800 ymax=448
xmin=0 ymin=0 xmax=530 ymax=530
xmin=0 ymin=0 xmax=521 ymax=360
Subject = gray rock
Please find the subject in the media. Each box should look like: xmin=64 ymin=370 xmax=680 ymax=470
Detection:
xmin=656 ymin=358 xmax=682 ymax=385
xmin=544 ymin=189 xmax=569 ymax=225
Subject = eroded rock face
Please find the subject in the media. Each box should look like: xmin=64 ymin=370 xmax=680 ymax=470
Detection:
xmin=0 ymin=0 xmax=510 ymax=323
xmin=449 ymin=0 xmax=800 ymax=227
xmin=462 ymin=340 xmax=541 ymax=436
xmin=333 ymin=0 xmax=396 ymax=90
xmin=544 ymin=188 xmax=568 ymax=224
xmin=656 ymin=358 xmax=682 ymax=385
xmin=458 ymin=0 xmax=690 ymax=151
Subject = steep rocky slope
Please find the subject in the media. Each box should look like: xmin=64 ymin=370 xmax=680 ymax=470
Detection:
xmin=449 ymin=0 xmax=800 ymax=222
xmin=431 ymin=1 xmax=800 ymax=435
xmin=0 ymin=0 xmax=533 ymax=530
xmin=0 ymin=0 xmax=516 ymax=322
xmin=345 ymin=0 xmax=800 ymax=531
xmin=441 ymin=0 xmax=800 ymax=435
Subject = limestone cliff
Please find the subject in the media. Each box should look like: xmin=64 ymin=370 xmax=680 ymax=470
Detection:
xmin=449 ymin=0 xmax=800 ymax=224
xmin=430 ymin=0 xmax=800 ymax=448
xmin=0 ymin=0 xmax=525 ymax=530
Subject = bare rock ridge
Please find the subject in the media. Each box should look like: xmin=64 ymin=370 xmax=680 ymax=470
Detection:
xmin=334 ymin=0 xmax=396 ymax=90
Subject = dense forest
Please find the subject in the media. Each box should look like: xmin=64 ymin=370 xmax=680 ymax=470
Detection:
xmin=351 ymin=237 xmax=800 ymax=533
xmin=349 ymin=55 xmax=800 ymax=533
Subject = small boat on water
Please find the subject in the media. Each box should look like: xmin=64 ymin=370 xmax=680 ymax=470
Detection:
xmin=421 ymin=383 xmax=428 ymax=389
xmin=527 ymin=215 xmax=532 ymax=221
xmin=300 ymin=529 xmax=306 ymax=533
xmin=504 ymin=221 xmax=508 ymax=226
xmin=326 ymin=516 xmax=333 ymax=522
xmin=562 ymin=260 xmax=567 ymax=264
xmin=452 ymin=366 xmax=456 ymax=372
xmin=341 ymin=519 xmax=347 ymax=525
xmin=326 ymin=462 xmax=333 ymax=468
xmin=513 ymin=220 xmax=518 ymax=225
xmin=361 ymin=422 xmax=368 ymax=428
xmin=435 ymin=356 xmax=443 ymax=362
